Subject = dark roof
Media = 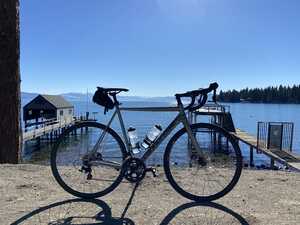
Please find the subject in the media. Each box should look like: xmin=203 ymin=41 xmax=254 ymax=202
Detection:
xmin=40 ymin=95 xmax=73 ymax=109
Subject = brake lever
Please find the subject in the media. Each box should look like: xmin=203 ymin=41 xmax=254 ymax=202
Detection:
xmin=189 ymin=94 xmax=208 ymax=111
xmin=184 ymin=94 xmax=196 ymax=110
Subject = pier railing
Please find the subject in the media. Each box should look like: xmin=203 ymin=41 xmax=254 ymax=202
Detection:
xmin=22 ymin=119 xmax=75 ymax=142
xmin=195 ymin=104 xmax=230 ymax=114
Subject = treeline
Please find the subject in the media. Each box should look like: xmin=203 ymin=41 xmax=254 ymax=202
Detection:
xmin=218 ymin=85 xmax=300 ymax=103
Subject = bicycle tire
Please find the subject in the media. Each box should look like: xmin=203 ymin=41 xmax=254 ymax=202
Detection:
xmin=51 ymin=121 xmax=127 ymax=199
xmin=164 ymin=123 xmax=242 ymax=202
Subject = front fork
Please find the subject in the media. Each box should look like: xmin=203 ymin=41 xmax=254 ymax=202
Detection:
xmin=179 ymin=107 xmax=207 ymax=166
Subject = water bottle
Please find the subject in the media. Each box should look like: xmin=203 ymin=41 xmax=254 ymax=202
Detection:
xmin=141 ymin=125 xmax=162 ymax=149
xmin=128 ymin=127 xmax=140 ymax=154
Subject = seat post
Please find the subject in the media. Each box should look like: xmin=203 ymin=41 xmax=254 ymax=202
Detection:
xmin=110 ymin=93 xmax=120 ymax=105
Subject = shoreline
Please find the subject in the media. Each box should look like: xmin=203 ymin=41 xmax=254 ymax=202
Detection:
xmin=1 ymin=163 xmax=300 ymax=224
xmin=219 ymin=101 xmax=300 ymax=105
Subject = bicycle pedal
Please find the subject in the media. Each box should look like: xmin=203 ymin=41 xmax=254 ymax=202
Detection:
xmin=146 ymin=167 xmax=157 ymax=177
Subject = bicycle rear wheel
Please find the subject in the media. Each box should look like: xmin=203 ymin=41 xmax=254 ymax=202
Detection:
xmin=51 ymin=122 xmax=127 ymax=199
xmin=164 ymin=123 xmax=242 ymax=202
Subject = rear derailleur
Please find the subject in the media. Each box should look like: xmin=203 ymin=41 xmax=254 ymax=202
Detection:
xmin=79 ymin=152 xmax=104 ymax=180
xmin=79 ymin=163 xmax=93 ymax=180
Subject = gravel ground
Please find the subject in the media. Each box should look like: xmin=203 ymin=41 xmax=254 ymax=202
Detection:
xmin=0 ymin=164 xmax=300 ymax=225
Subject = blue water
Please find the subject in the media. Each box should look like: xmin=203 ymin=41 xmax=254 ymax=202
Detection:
xmin=22 ymin=100 xmax=300 ymax=166
xmin=228 ymin=103 xmax=300 ymax=165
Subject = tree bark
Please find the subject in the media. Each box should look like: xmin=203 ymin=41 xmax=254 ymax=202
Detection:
xmin=0 ymin=0 xmax=21 ymax=163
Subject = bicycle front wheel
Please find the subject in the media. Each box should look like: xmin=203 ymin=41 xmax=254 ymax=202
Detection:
xmin=164 ymin=123 xmax=242 ymax=202
xmin=51 ymin=122 xmax=127 ymax=199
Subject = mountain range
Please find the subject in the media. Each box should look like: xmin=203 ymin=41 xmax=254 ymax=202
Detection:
xmin=21 ymin=92 xmax=174 ymax=105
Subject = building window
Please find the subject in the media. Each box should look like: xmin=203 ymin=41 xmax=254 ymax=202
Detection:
xmin=60 ymin=110 xmax=63 ymax=116
xmin=69 ymin=109 xmax=72 ymax=115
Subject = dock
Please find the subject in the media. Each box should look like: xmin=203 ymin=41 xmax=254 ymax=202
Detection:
xmin=22 ymin=120 xmax=75 ymax=142
xmin=22 ymin=116 xmax=96 ymax=143
xmin=191 ymin=103 xmax=300 ymax=171
xmin=231 ymin=129 xmax=300 ymax=171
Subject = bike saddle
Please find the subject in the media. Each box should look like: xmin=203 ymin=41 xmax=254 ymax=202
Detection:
xmin=97 ymin=87 xmax=129 ymax=94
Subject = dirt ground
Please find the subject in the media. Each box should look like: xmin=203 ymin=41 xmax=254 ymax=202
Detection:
xmin=0 ymin=164 xmax=300 ymax=225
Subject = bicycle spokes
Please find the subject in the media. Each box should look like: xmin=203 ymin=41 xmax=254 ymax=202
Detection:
xmin=52 ymin=123 xmax=125 ymax=197
xmin=165 ymin=123 xmax=242 ymax=201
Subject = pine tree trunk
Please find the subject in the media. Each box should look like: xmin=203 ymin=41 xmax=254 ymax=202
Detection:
xmin=0 ymin=0 xmax=21 ymax=163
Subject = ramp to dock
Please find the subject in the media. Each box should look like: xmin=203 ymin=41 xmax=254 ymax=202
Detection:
xmin=223 ymin=112 xmax=236 ymax=132
xmin=231 ymin=129 xmax=300 ymax=171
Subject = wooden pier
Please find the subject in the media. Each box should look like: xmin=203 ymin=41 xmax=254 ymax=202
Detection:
xmin=231 ymin=129 xmax=300 ymax=171
xmin=191 ymin=104 xmax=300 ymax=171
xmin=22 ymin=116 xmax=96 ymax=143
xmin=22 ymin=120 xmax=75 ymax=142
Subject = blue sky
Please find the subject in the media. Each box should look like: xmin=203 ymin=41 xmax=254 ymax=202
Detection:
xmin=20 ymin=0 xmax=300 ymax=96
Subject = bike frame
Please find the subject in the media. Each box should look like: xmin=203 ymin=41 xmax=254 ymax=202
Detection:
xmin=90 ymin=101 xmax=204 ymax=168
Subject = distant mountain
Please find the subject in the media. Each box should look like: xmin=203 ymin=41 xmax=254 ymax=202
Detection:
xmin=61 ymin=93 xmax=93 ymax=101
xmin=21 ymin=92 xmax=39 ymax=105
xmin=61 ymin=92 xmax=174 ymax=103
xmin=21 ymin=92 xmax=174 ymax=104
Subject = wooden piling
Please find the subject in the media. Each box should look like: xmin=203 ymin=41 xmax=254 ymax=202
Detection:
xmin=36 ymin=137 xmax=41 ymax=148
xmin=250 ymin=146 xmax=254 ymax=167
xmin=270 ymin=158 xmax=275 ymax=169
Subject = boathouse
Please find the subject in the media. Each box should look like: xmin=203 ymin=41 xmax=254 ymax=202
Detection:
xmin=23 ymin=95 xmax=74 ymax=128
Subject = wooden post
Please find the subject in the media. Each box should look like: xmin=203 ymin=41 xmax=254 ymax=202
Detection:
xmin=36 ymin=137 xmax=41 ymax=148
xmin=0 ymin=0 xmax=21 ymax=163
xmin=187 ymin=112 xmax=192 ymax=157
xmin=250 ymin=146 xmax=254 ymax=167
xmin=226 ymin=138 xmax=229 ymax=153
xmin=270 ymin=158 xmax=275 ymax=169
xmin=213 ymin=130 xmax=217 ymax=153
xmin=217 ymin=132 xmax=222 ymax=152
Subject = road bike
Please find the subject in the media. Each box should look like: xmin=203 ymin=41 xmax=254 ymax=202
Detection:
xmin=51 ymin=82 xmax=243 ymax=202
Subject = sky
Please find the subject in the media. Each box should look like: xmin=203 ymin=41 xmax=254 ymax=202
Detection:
xmin=20 ymin=0 xmax=300 ymax=96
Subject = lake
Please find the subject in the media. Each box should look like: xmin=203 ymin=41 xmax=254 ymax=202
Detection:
xmin=22 ymin=100 xmax=300 ymax=167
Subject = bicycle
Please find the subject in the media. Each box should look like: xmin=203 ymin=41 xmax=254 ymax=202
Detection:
xmin=51 ymin=82 xmax=243 ymax=202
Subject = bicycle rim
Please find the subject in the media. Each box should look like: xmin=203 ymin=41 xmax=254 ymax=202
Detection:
xmin=164 ymin=123 xmax=242 ymax=202
xmin=51 ymin=122 xmax=126 ymax=198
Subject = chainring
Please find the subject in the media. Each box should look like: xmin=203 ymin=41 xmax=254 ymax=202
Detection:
xmin=122 ymin=157 xmax=146 ymax=183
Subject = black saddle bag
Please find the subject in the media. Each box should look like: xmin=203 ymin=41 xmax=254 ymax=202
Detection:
xmin=93 ymin=88 xmax=114 ymax=114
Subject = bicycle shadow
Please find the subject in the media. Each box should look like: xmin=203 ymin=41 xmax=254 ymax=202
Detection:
xmin=159 ymin=201 xmax=249 ymax=225
xmin=11 ymin=198 xmax=135 ymax=225
xmin=11 ymin=181 xmax=249 ymax=225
